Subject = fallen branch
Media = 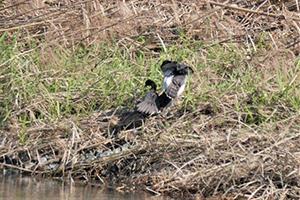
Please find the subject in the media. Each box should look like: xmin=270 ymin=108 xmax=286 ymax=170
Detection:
xmin=0 ymin=162 xmax=45 ymax=174
xmin=207 ymin=0 xmax=300 ymax=21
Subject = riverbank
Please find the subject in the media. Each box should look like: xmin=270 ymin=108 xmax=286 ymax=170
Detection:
xmin=1 ymin=1 xmax=300 ymax=199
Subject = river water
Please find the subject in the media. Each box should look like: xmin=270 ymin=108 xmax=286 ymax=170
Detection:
xmin=0 ymin=173 xmax=171 ymax=200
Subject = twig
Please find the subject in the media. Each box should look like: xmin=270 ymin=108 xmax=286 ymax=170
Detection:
xmin=185 ymin=0 xmax=231 ymax=26
xmin=0 ymin=17 xmax=65 ymax=33
xmin=207 ymin=0 xmax=300 ymax=21
xmin=0 ymin=162 xmax=44 ymax=174
xmin=157 ymin=33 xmax=167 ymax=52
xmin=286 ymin=40 xmax=300 ymax=49
xmin=0 ymin=0 xmax=29 ymax=12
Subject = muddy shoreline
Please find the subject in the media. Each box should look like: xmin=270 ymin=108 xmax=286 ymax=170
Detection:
xmin=1 ymin=107 xmax=300 ymax=199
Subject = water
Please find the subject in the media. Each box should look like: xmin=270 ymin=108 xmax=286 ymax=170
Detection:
xmin=0 ymin=173 xmax=170 ymax=200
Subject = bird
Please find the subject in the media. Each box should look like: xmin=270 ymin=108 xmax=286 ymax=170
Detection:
xmin=136 ymin=61 xmax=193 ymax=115
xmin=136 ymin=79 xmax=159 ymax=115
xmin=158 ymin=60 xmax=194 ymax=108
xmin=111 ymin=80 xmax=158 ymax=133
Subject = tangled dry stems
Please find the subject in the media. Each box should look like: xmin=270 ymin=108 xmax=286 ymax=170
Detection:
xmin=1 ymin=0 xmax=300 ymax=199
xmin=1 ymin=108 xmax=300 ymax=199
xmin=0 ymin=0 xmax=299 ymax=51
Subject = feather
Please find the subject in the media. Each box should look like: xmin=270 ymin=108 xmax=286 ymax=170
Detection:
xmin=136 ymin=80 xmax=159 ymax=115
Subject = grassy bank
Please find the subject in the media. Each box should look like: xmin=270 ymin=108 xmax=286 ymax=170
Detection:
xmin=1 ymin=0 xmax=300 ymax=199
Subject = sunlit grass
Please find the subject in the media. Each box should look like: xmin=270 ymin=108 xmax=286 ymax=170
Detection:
xmin=0 ymin=33 xmax=299 ymax=136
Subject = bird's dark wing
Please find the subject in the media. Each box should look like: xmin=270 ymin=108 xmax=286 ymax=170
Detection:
xmin=136 ymin=90 xmax=158 ymax=115
xmin=161 ymin=62 xmax=178 ymax=73
xmin=176 ymin=64 xmax=194 ymax=74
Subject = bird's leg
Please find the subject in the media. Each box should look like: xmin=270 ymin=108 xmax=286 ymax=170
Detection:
xmin=159 ymin=104 xmax=173 ymax=118
xmin=132 ymin=89 xmax=137 ymax=106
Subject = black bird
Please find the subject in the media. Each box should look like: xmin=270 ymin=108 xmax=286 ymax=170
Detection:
xmin=136 ymin=79 xmax=159 ymax=115
xmin=110 ymin=80 xmax=158 ymax=134
xmin=136 ymin=61 xmax=193 ymax=115
xmin=158 ymin=60 xmax=194 ymax=107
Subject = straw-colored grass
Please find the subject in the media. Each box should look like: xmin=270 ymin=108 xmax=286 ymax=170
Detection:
xmin=0 ymin=0 xmax=300 ymax=199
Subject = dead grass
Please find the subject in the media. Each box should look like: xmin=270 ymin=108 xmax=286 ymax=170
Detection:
xmin=1 ymin=0 xmax=300 ymax=199
xmin=1 ymin=0 xmax=299 ymax=51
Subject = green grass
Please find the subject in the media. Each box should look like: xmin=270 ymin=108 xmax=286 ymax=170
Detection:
xmin=1 ymin=33 xmax=299 ymax=135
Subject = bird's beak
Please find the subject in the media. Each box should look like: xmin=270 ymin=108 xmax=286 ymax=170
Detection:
xmin=188 ymin=66 xmax=194 ymax=74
